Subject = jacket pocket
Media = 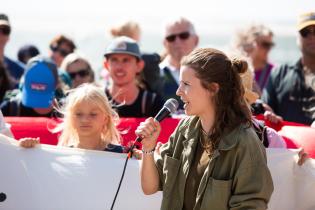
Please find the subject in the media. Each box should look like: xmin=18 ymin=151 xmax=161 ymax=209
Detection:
xmin=200 ymin=178 xmax=232 ymax=210
xmin=162 ymin=155 xmax=181 ymax=196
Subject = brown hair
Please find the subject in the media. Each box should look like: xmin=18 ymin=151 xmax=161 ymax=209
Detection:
xmin=181 ymin=48 xmax=252 ymax=149
xmin=49 ymin=34 xmax=76 ymax=52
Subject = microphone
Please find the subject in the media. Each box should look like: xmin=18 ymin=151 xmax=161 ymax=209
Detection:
xmin=112 ymin=99 xmax=179 ymax=210
xmin=135 ymin=98 xmax=179 ymax=143
xmin=154 ymin=98 xmax=179 ymax=122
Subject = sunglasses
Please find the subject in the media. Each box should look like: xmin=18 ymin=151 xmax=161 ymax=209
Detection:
xmin=165 ymin=31 xmax=191 ymax=42
xmin=50 ymin=45 xmax=71 ymax=57
xmin=299 ymin=27 xmax=315 ymax=38
xmin=0 ymin=26 xmax=10 ymax=36
xmin=258 ymin=41 xmax=275 ymax=50
xmin=68 ymin=69 xmax=90 ymax=79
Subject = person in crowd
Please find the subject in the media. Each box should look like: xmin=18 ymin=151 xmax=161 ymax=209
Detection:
xmin=240 ymin=65 xmax=308 ymax=165
xmin=159 ymin=17 xmax=199 ymax=108
xmin=49 ymin=34 xmax=76 ymax=67
xmin=232 ymin=24 xmax=275 ymax=95
xmin=108 ymin=21 xmax=162 ymax=93
xmin=136 ymin=48 xmax=273 ymax=210
xmin=19 ymin=83 xmax=125 ymax=153
xmin=0 ymin=56 xmax=60 ymax=117
xmin=240 ymin=65 xmax=285 ymax=147
xmin=0 ymin=13 xmax=24 ymax=88
xmin=48 ymin=34 xmax=77 ymax=93
xmin=60 ymin=53 xmax=94 ymax=88
xmin=262 ymin=12 xmax=315 ymax=125
xmin=103 ymin=36 xmax=164 ymax=117
xmin=17 ymin=44 xmax=40 ymax=64
xmin=0 ymin=62 xmax=12 ymax=103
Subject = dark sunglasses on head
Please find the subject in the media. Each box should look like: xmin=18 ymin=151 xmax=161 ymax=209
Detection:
xmin=165 ymin=31 xmax=191 ymax=42
xmin=50 ymin=45 xmax=71 ymax=57
xmin=0 ymin=26 xmax=11 ymax=36
xmin=259 ymin=41 xmax=275 ymax=50
xmin=299 ymin=27 xmax=315 ymax=38
xmin=68 ymin=69 xmax=90 ymax=79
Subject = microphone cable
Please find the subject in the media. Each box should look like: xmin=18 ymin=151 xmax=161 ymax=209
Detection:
xmin=110 ymin=144 xmax=137 ymax=210
xmin=110 ymin=98 xmax=179 ymax=209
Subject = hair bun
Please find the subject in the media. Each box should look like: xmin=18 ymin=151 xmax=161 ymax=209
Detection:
xmin=231 ymin=58 xmax=248 ymax=74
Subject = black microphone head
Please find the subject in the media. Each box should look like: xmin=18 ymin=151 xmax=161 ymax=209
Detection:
xmin=164 ymin=98 xmax=179 ymax=114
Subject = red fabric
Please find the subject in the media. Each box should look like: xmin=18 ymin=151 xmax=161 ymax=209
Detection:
xmin=5 ymin=117 xmax=180 ymax=147
xmin=5 ymin=117 xmax=60 ymax=145
xmin=4 ymin=116 xmax=315 ymax=158
xmin=255 ymin=114 xmax=306 ymax=131
xmin=278 ymin=126 xmax=315 ymax=158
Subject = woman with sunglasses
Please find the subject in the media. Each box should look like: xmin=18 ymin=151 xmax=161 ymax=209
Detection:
xmin=136 ymin=48 xmax=273 ymax=210
xmin=60 ymin=53 xmax=95 ymax=88
xmin=49 ymin=34 xmax=76 ymax=67
xmin=232 ymin=24 xmax=275 ymax=95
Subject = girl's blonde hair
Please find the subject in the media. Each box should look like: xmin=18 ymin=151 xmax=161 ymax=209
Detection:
xmin=55 ymin=84 xmax=121 ymax=147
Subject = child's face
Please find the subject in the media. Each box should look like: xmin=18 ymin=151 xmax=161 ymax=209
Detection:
xmin=72 ymin=101 xmax=107 ymax=139
xmin=104 ymin=54 xmax=144 ymax=87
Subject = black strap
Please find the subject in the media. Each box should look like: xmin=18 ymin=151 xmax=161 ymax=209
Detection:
xmin=141 ymin=90 xmax=156 ymax=116
xmin=252 ymin=120 xmax=269 ymax=148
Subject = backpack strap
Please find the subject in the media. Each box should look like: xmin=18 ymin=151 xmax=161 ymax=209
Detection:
xmin=141 ymin=90 xmax=156 ymax=116
xmin=141 ymin=90 xmax=148 ymax=115
xmin=252 ymin=119 xmax=269 ymax=148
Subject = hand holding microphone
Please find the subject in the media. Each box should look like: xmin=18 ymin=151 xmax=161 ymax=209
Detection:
xmin=134 ymin=98 xmax=179 ymax=153
xmin=135 ymin=117 xmax=161 ymax=152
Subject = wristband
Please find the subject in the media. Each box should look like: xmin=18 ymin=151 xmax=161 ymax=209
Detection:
xmin=142 ymin=147 xmax=155 ymax=155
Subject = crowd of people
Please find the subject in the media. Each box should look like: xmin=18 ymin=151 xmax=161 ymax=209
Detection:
xmin=0 ymin=10 xmax=314 ymax=209
xmin=1 ymin=12 xmax=314 ymax=125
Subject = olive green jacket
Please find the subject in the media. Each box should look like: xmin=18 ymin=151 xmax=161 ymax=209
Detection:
xmin=155 ymin=116 xmax=273 ymax=210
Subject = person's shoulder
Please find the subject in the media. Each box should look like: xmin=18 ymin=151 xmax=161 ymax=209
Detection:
xmin=141 ymin=52 xmax=160 ymax=63
xmin=4 ymin=56 xmax=24 ymax=67
xmin=232 ymin=124 xmax=267 ymax=162
xmin=236 ymin=123 xmax=262 ymax=147
xmin=272 ymin=60 xmax=300 ymax=75
xmin=4 ymin=56 xmax=24 ymax=71
xmin=0 ymin=94 xmax=22 ymax=116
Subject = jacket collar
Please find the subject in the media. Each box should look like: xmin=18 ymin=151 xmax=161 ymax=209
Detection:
xmin=179 ymin=116 xmax=241 ymax=151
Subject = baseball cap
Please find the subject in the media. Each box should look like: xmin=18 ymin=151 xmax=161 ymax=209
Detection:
xmin=104 ymin=36 xmax=141 ymax=59
xmin=0 ymin=13 xmax=10 ymax=27
xmin=22 ymin=56 xmax=58 ymax=108
xmin=297 ymin=12 xmax=315 ymax=31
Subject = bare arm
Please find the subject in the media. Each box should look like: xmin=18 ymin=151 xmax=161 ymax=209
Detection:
xmin=135 ymin=117 xmax=160 ymax=194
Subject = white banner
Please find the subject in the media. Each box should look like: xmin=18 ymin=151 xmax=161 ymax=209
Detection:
xmin=0 ymin=135 xmax=315 ymax=210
